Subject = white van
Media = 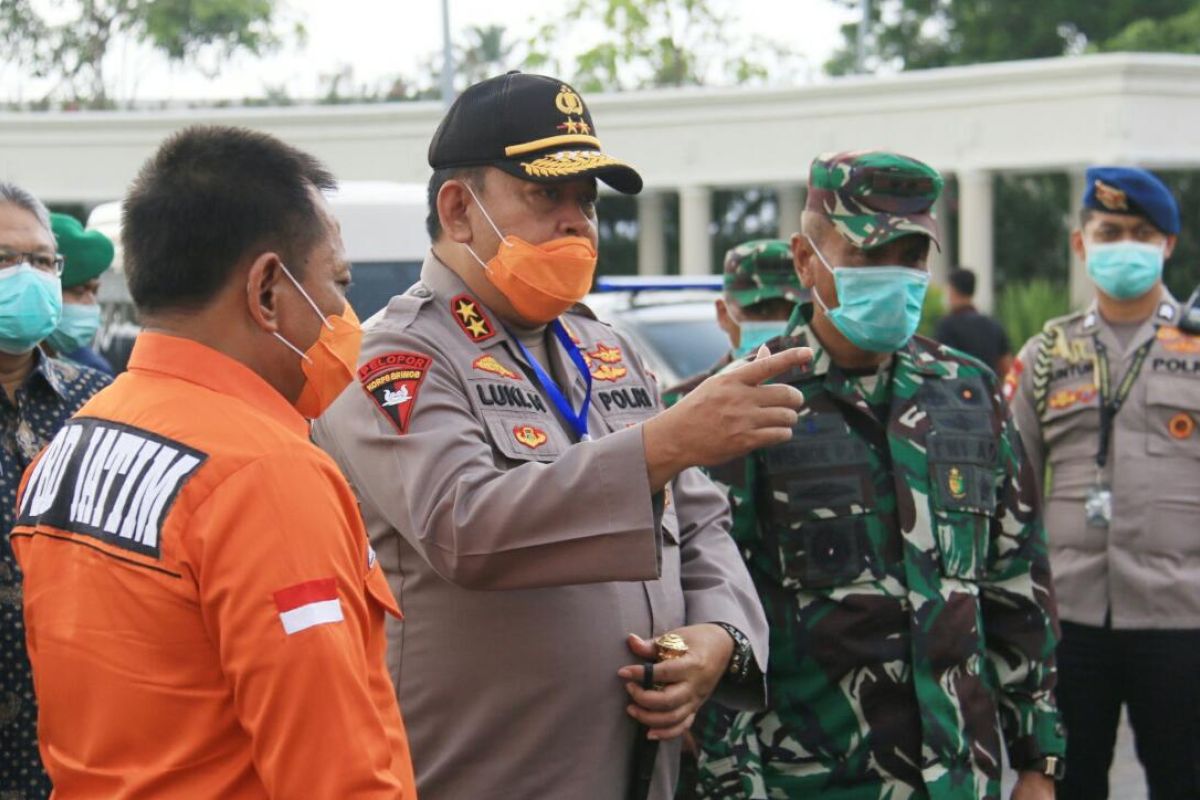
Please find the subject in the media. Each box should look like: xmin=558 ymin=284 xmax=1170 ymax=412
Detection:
xmin=86 ymin=180 xmax=430 ymax=369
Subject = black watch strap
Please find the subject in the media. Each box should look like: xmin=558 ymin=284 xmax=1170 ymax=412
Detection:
xmin=1027 ymin=755 xmax=1066 ymax=780
xmin=711 ymin=622 xmax=753 ymax=684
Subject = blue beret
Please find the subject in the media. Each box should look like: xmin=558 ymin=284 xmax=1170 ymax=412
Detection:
xmin=1083 ymin=166 xmax=1180 ymax=235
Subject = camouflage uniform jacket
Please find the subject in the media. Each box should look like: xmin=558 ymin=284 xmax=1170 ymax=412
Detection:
xmin=694 ymin=308 xmax=1065 ymax=800
xmin=662 ymin=351 xmax=734 ymax=408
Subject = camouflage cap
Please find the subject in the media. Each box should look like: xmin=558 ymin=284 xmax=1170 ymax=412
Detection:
xmin=723 ymin=239 xmax=806 ymax=307
xmin=806 ymin=150 xmax=943 ymax=250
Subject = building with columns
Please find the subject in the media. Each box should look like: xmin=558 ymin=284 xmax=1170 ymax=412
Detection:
xmin=3 ymin=52 xmax=1199 ymax=310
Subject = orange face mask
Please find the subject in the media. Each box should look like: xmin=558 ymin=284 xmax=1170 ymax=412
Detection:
xmin=463 ymin=184 xmax=598 ymax=324
xmin=273 ymin=265 xmax=364 ymax=419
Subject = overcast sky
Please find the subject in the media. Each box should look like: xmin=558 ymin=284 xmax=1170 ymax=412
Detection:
xmin=2 ymin=0 xmax=860 ymax=104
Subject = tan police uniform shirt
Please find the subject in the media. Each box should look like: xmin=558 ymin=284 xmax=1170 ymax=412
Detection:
xmin=313 ymin=253 xmax=768 ymax=800
xmin=1010 ymin=293 xmax=1200 ymax=629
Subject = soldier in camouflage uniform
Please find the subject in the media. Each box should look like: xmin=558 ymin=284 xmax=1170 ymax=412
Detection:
xmin=663 ymin=240 xmax=807 ymax=407
xmin=670 ymin=243 xmax=806 ymax=798
xmin=690 ymin=151 xmax=1066 ymax=800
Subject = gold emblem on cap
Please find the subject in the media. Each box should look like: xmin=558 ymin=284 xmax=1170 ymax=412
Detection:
xmin=520 ymin=150 xmax=626 ymax=179
xmin=555 ymin=85 xmax=584 ymax=116
xmin=1094 ymin=180 xmax=1129 ymax=211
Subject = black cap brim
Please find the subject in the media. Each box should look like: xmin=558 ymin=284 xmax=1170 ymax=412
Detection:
xmin=492 ymin=148 xmax=643 ymax=195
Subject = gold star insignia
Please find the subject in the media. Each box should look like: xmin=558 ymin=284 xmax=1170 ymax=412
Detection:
xmin=577 ymin=120 xmax=591 ymax=135
xmin=467 ymin=318 xmax=489 ymax=337
xmin=455 ymin=300 xmax=477 ymax=323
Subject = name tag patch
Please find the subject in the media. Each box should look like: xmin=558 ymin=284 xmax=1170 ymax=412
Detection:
xmin=16 ymin=418 xmax=207 ymax=558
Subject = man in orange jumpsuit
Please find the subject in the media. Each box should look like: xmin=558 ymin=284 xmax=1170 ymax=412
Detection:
xmin=9 ymin=126 xmax=416 ymax=798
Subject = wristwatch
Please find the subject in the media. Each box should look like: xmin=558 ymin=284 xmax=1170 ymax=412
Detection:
xmin=711 ymin=622 xmax=754 ymax=684
xmin=1026 ymin=755 xmax=1066 ymax=780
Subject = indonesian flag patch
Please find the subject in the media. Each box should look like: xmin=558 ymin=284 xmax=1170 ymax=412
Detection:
xmin=274 ymin=578 xmax=344 ymax=635
xmin=359 ymin=351 xmax=434 ymax=434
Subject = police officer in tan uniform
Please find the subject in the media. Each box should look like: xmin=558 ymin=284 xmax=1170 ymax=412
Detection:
xmin=1009 ymin=166 xmax=1200 ymax=800
xmin=314 ymin=72 xmax=809 ymax=800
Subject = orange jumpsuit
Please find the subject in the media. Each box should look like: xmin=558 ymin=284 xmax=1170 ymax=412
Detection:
xmin=10 ymin=332 xmax=416 ymax=799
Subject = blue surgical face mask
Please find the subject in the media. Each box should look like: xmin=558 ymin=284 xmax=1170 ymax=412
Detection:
xmin=807 ymin=235 xmax=930 ymax=353
xmin=733 ymin=320 xmax=789 ymax=358
xmin=1086 ymin=241 xmax=1164 ymax=300
xmin=0 ymin=263 xmax=63 ymax=355
xmin=47 ymin=302 xmax=101 ymax=354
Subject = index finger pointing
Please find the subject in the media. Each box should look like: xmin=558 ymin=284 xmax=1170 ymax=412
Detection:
xmin=732 ymin=347 xmax=813 ymax=386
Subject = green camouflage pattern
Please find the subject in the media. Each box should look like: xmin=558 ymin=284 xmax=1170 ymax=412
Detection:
xmin=661 ymin=352 xmax=733 ymax=409
xmin=807 ymin=150 xmax=944 ymax=251
xmin=724 ymin=239 xmax=807 ymax=308
xmin=685 ymin=304 xmax=1065 ymax=800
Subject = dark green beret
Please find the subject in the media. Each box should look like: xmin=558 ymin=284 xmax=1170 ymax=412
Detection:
xmin=51 ymin=212 xmax=114 ymax=287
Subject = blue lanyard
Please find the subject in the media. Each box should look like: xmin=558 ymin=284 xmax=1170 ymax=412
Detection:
xmin=506 ymin=320 xmax=593 ymax=441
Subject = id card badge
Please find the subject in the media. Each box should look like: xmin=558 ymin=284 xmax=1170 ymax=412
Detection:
xmin=1085 ymin=482 xmax=1113 ymax=528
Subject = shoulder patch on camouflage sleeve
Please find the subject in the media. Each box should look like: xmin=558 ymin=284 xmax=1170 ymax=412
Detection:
xmin=359 ymin=352 xmax=434 ymax=434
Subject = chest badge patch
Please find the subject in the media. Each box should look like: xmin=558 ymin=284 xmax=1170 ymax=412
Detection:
xmin=451 ymin=294 xmax=496 ymax=342
xmin=947 ymin=466 xmax=967 ymax=500
xmin=473 ymin=354 xmax=521 ymax=380
xmin=513 ymin=424 xmax=548 ymax=449
xmin=585 ymin=341 xmax=629 ymax=382
xmin=1169 ymin=412 xmax=1195 ymax=440
xmin=359 ymin=352 xmax=434 ymax=434
xmin=1157 ymin=326 xmax=1200 ymax=355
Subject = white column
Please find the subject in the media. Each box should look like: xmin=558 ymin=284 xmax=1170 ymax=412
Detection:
xmin=928 ymin=186 xmax=953 ymax=287
xmin=636 ymin=190 xmax=667 ymax=276
xmin=679 ymin=185 xmax=713 ymax=275
xmin=957 ymin=169 xmax=995 ymax=313
xmin=1068 ymin=169 xmax=1089 ymax=311
xmin=776 ymin=183 xmax=805 ymax=240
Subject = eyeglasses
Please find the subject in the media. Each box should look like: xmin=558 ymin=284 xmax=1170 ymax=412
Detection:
xmin=0 ymin=249 xmax=65 ymax=277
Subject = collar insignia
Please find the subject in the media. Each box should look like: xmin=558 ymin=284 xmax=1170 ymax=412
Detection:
xmin=451 ymin=294 xmax=496 ymax=342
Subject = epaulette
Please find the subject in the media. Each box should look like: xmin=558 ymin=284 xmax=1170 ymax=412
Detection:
xmin=363 ymin=282 xmax=435 ymax=335
xmin=565 ymin=300 xmax=600 ymax=322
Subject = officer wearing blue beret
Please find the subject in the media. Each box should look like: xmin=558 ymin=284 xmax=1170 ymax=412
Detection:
xmin=1009 ymin=166 xmax=1200 ymax=799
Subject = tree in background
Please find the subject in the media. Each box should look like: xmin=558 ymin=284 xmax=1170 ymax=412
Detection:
xmin=828 ymin=0 xmax=1200 ymax=347
xmin=0 ymin=0 xmax=299 ymax=108
xmin=826 ymin=0 xmax=1196 ymax=74
xmin=523 ymin=0 xmax=797 ymax=93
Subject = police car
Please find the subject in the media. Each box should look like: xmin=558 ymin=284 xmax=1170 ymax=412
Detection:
xmin=584 ymin=276 xmax=729 ymax=389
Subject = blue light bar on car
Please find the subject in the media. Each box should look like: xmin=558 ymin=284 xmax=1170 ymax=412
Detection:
xmin=593 ymin=276 xmax=723 ymax=292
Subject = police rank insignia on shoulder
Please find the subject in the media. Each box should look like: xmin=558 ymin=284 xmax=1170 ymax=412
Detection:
xmin=1094 ymin=179 xmax=1129 ymax=211
xmin=359 ymin=352 xmax=434 ymax=434
xmin=451 ymin=294 xmax=496 ymax=342
xmin=513 ymin=424 xmax=548 ymax=449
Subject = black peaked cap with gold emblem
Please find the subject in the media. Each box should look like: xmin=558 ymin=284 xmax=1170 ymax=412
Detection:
xmin=428 ymin=71 xmax=643 ymax=195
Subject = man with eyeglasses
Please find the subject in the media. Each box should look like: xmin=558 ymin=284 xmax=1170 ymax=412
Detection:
xmin=0 ymin=183 xmax=110 ymax=798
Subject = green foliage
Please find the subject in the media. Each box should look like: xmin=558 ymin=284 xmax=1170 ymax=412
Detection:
xmin=1154 ymin=171 xmax=1200 ymax=299
xmin=0 ymin=0 xmax=295 ymax=107
xmin=1100 ymin=4 xmax=1200 ymax=53
xmin=918 ymin=282 xmax=947 ymax=338
xmin=995 ymin=279 xmax=1071 ymax=351
xmin=826 ymin=0 xmax=1196 ymax=74
xmin=524 ymin=0 xmax=791 ymax=92
xmin=993 ymin=174 xmax=1071 ymax=292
